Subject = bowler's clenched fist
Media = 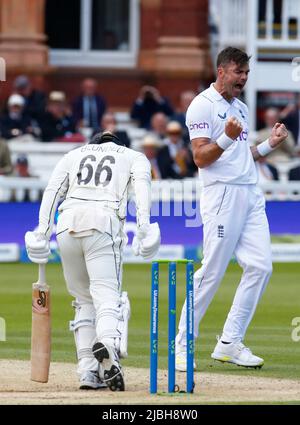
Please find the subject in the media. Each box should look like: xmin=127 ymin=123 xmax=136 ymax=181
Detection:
xmin=225 ymin=117 xmax=243 ymax=140
xmin=269 ymin=123 xmax=288 ymax=148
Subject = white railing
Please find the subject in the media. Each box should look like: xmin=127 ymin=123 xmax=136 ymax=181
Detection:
xmin=258 ymin=0 xmax=300 ymax=46
xmin=8 ymin=136 xmax=146 ymax=181
xmin=281 ymin=0 xmax=300 ymax=41
xmin=1 ymin=176 xmax=300 ymax=202
xmin=0 ymin=176 xmax=46 ymax=202
xmin=217 ymin=0 xmax=300 ymax=50
xmin=8 ymin=139 xmax=84 ymax=181
xmin=9 ymin=137 xmax=300 ymax=181
xmin=218 ymin=0 xmax=247 ymax=48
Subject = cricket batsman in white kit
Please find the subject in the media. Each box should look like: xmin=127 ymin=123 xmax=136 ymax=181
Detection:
xmin=25 ymin=132 xmax=161 ymax=391
xmin=175 ymin=47 xmax=288 ymax=370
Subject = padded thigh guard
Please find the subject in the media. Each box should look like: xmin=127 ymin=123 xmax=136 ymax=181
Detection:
xmin=95 ymin=292 xmax=131 ymax=358
xmin=70 ymin=301 xmax=96 ymax=361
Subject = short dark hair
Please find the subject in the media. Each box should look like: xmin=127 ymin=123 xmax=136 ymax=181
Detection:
xmin=89 ymin=131 xmax=122 ymax=145
xmin=217 ymin=47 xmax=251 ymax=68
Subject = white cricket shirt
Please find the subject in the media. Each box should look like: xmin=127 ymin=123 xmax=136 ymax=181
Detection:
xmin=186 ymin=83 xmax=257 ymax=187
xmin=38 ymin=142 xmax=151 ymax=238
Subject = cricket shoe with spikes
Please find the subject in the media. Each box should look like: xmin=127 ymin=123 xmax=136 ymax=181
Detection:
xmin=92 ymin=342 xmax=125 ymax=391
xmin=79 ymin=370 xmax=107 ymax=390
xmin=211 ymin=337 xmax=264 ymax=368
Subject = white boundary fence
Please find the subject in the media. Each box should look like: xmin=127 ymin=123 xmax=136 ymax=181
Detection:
xmin=1 ymin=176 xmax=300 ymax=202
xmin=2 ymin=139 xmax=300 ymax=202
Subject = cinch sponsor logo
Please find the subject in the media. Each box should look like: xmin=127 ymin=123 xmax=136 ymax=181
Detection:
xmin=237 ymin=129 xmax=248 ymax=141
xmin=189 ymin=122 xmax=209 ymax=130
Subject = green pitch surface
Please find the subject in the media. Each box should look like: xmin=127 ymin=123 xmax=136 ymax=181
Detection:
xmin=0 ymin=262 xmax=299 ymax=380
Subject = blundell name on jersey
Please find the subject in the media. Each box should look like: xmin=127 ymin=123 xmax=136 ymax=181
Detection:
xmin=81 ymin=144 xmax=126 ymax=154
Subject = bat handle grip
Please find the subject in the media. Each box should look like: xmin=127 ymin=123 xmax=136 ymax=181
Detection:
xmin=38 ymin=264 xmax=46 ymax=285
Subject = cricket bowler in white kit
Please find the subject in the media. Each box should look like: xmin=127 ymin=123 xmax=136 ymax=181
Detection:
xmin=25 ymin=132 xmax=161 ymax=391
xmin=175 ymin=47 xmax=288 ymax=370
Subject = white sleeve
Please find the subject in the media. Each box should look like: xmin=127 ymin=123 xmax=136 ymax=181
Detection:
xmin=186 ymin=96 xmax=213 ymax=140
xmin=130 ymin=153 xmax=152 ymax=227
xmin=38 ymin=155 xmax=70 ymax=239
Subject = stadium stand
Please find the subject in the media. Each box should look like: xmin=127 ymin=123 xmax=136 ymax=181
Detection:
xmin=0 ymin=128 xmax=300 ymax=203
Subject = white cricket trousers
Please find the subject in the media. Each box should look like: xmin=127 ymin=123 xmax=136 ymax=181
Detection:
xmin=57 ymin=229 xmax=123 ymax=374
xmin=176 ymin=183 xmax=272 ymax=347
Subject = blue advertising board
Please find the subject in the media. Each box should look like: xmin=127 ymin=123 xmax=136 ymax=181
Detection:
xmin=1 ymin=201 xmax=300 ymax=245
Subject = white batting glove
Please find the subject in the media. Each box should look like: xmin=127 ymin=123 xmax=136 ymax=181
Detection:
xmin=132 ymin=223 xmax=161 ymax=260
xmin=132 ymin=224 xmax=148 ymax=256
xmin=25 ymin=231 xmax=50 ymax=264
xmin=132 ymin=235 xmax=141 ymax=256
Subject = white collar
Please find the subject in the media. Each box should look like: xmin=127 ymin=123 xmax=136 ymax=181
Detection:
xmin=209 ymin=83 xmax=236 ymax=106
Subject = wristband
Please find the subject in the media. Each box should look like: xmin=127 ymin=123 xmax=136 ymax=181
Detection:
xmin=216 ymin=133 xmax=234 ymax=150
xmin=257 ymin=138 xmax=275 ymax=157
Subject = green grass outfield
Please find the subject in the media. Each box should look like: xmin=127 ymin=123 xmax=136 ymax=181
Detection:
xmin=0 ymin=262 xmax=299 ymax=380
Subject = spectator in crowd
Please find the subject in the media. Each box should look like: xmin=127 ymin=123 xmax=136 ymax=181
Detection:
xmin=13 ymin=154 xmax=36 ymax=201
xmin=73 ymin=78 xmax=107 ymax=131
xmin=256 ymin=156 xmax=279 ymax=183
xmin=130 ymin=85 xmax=174 ymax=129
xmin=0 ymin=94 xmax=40 ymax=140
xmin=40 ymin=91 xmax=76 ymax=142
xmin=141 ymin=135 xmax=162 ymax=180
xmin=164 ymin=121 xmax=197 ymax=177
xmin=141 ymin=134 xmax=180 ymax=180
xmin=255 ymin=108 xmax=296 ymax=167
xmin=172 ymin=90 xmax=197 ymax=142
xmin=150 ymin=112 xmax=169 ymax=140
xmin=12 ymin=75 xmax=46 ymax=120
xmin=0 ymin=138 xmax=13 ymax=175
xmin=281 ymin=93 xmax=300 ymax=149
xmin=97 ymin=112 xmax=131 ymax=148
xmin=289 ymin=166 xmax=300 ymax=180
xmin=14 ymin=155 xmax=32 ymax=178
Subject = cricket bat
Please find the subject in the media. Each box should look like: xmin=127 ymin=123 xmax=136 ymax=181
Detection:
xmin=31 ymin=264 xmax=51 ymax=383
